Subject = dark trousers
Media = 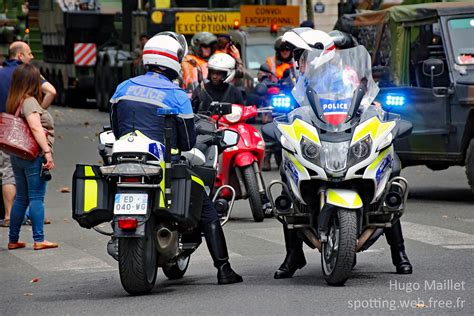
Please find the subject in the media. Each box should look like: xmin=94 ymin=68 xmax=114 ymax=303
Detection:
xmin=200 ymin=193 xmax=219 ymax=225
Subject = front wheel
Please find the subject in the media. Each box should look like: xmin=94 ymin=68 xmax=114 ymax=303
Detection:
xmin=162 ymin=256 xmax=190 ymax=280
xmin=242 ymin=166 xmax=264 ymax=222
xmin=118 ymin=220 xmax=158 ymax=295
xmin=321 ymin=209 xmax=357 ymax=286
xmin=465 ymin=139 xmax=474 ymax=193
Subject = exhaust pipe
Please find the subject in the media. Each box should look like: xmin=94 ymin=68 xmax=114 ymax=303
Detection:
xmin=155 ymin=224 xmax=178 ymax=258
xmin=384 ymin=176 xmax=408 ymax=210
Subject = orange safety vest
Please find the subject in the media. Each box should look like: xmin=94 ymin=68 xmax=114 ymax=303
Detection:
xmin=265 ymin=56 xmax=295 ymax=80
xmin=181 ymin=54 xmax=208 ymax=91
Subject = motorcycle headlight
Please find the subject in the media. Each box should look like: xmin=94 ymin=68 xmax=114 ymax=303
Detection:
xmin=322 ymin=141 xmax=350 ymax=174
xmin=348 ymin=136 xmax=372 ymax=166
xmin=224 ymin=105 xmax=243 ymax=123
xmin=300 ymin=137 xmax=321 ymax=165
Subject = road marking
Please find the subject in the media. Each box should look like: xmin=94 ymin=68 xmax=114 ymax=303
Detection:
xmin=443 ymin=245 xmax=474 ymax=250
xmin=10 ymin=243 xmax=115 ymax=273
xmin=402 ymin=222 xmax=474 ymax=249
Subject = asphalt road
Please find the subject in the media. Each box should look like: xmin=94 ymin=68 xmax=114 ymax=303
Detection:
xmin=1 ymin=107 xmax=473 ymax=315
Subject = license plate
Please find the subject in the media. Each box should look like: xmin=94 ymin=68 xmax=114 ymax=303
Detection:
xmin=114 ymin=193 xmax=148 ymax=215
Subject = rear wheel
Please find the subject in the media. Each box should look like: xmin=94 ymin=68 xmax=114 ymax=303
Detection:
xmin=118 ymin=219 xmax=158 ymax=295
xmin=321 ymin=209 xmax=357 ymax=286
xmin=465 ymin=139 xmax=474 ymax=193
xmin=162 ymin=256 xmax=190 ymax=280
xmin=242 ymin=166 xmax=264 ymax=222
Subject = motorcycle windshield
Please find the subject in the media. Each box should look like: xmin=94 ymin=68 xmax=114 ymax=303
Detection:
xmin=292 ymin=46 xmax=379 ymax=132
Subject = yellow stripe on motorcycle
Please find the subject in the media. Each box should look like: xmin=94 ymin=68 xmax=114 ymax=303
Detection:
xmin=368 ymin=147 xmax=391 ymax=171
xmin=191 ymin=175 xmax=204 ymax=187
xmin=326 ymin=189 xmax=363 ymax=209
xmin=352 ymin=117 xmax=395 ymax=144
xmin=83 ymin=166 xmax=98 ymax=212
xmin=288 ymin=153 xmax=305 ymax=172
xmin=159 ymin=161 xmax=166 ymax=208
xmin=293 ymin=119 xmax=320 ymax=145
xmin=278 ymin=119 xmax=320 ymax=145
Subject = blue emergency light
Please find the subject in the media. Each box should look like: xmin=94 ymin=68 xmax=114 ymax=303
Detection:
xmin=385 ymin=94 xmax=406 ymax=106
xmin=271 ymin=95 xmax=293 ymax=113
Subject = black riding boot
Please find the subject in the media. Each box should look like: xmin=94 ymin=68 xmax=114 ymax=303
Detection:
xmin=203 ymin=220 xmax=243 ymax=284
xmin=385 ymin=220 xmax=412 ymax=274
xmin=274 ymin=226 xmax=306 ymax=279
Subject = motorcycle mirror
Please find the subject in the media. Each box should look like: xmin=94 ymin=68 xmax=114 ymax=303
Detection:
xmin=219 ymin=130 xmax=240 ymax=149
xmin=397 ymin=120 xmax=413 ymax=139
xmin=255 ymin=83 xmax=268 ymax=96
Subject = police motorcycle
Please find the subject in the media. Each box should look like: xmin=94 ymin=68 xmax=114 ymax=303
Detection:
xmin=72 ymin=104 xmax=239 ymax=295
xmin=266 ymin=46 xmax=413 ymax=286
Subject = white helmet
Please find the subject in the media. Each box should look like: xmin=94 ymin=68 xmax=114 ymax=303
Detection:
xmin=282 ymin=28 xmax=335 ymax=67
xmin=207 ymin=53 xmax=236 ymax=83
xmin=142 ymin=34 xmax=185 ymax=78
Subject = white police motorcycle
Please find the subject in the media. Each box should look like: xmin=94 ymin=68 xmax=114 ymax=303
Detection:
xmin=72 ymin=105 xmax=239 ymax=295
xmin=267 ymin=46 xmax=412 ymax=285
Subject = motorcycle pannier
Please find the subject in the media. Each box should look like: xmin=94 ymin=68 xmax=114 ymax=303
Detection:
xmin=72 ymin=164 xmax=113 ymax=229
xmin=158 ymin=164 xmax=204 ymax=229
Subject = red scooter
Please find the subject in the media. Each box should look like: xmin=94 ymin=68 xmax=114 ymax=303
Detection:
xmin=212 ymin=103 xmax=267 ymax=222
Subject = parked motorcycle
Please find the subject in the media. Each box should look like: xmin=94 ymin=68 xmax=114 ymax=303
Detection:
xmin=72 ymin=104 xmax=239 ymax=295
xmin=267 ymin=46 xmax=413 ymax=285
xmin=210 ymin=102 xmax=268 ymax=222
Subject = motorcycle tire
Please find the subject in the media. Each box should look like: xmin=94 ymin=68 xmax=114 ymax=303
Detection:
xmin=321 ymin=209 xmax=357 ymax=286
xmin=118 ymin=219 xmax=158 ymax=295
xmin=162 ymin=256 xmax=190 ymax=280
xmin=243 ymin=166 xmax=264 ymax=222
xmin=465 ymin=139 xmax=474 ymax=193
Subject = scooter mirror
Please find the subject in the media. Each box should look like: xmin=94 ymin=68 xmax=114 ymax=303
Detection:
xmin=219 ymin=130 xmax=240 ymax=149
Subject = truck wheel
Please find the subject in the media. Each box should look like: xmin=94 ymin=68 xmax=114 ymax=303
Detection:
xmin=465 ymin=139 xmax=474 ymax=193
xmin=95 ymin=62 xmax=105 ymax=111
xmin=321 ymin=209 xmax=357 ymax=286
xmin=243 ymin=166 xmax=264 ymax=222
xmin=118 ymin=220 xmax=158 ymax=295
xmin=162 ymin=256 xmax=190 ymax=280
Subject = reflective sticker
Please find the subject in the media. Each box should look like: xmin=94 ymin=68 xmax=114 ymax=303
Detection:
xmin=83 ymin=166 xmax=98 ymax=212
xmin=352 ymin=117 xmax=395 ymax=144
xmin=191 ymin=175 xmax=204 ymax=187
xmin=376 ymin=154 xmax=392 ymax=184
xmin=327 ymin=189 xmax=363 ymax=209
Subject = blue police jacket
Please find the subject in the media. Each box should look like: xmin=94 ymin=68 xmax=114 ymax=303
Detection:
xmin=110 ymin=72 xmax=196 ymax=152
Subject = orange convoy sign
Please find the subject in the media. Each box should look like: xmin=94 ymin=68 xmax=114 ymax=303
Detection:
xmin=240 ymin=5 xmax=300 ymax=27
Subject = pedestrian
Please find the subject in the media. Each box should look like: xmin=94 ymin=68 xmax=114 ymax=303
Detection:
xmin=0 ymin=41 xmax=56 ymax=228
xmin=6 ymin=63 xmax=58 ymax=251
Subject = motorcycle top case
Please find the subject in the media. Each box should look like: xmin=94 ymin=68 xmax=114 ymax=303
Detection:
xmin=157 ymin=164 xmax=204 ymax=230
xmin=72 ymin=164 xmax=113 ymax=229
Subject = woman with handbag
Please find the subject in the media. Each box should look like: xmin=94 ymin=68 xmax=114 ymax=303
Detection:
xmin=5 ymin=64 xmax=58 ymax=250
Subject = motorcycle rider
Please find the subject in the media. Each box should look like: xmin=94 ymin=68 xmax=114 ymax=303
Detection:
xmin=109 ymin=32 xmax=243 ymax=285
xmin=272 ymin=28 xmax=412 ymax=279
xmin=262 ymin=36 xmax=298 ymax=170
xmin=191 ymin=53 xmax=244 ymax=113
xmin=181 ymin=32 xmax=217 ymax=92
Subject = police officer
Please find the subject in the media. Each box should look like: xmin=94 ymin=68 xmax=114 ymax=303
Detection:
xmin=271 ymin=29 xmax=412 ymax=279
xmin=110 ymin=32 xmax=243 ymax=285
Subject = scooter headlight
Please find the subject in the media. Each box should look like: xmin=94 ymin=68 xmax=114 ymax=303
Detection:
xmin=225 ymin=105 xmax=243 ymax=123
xmin=348 ymin=136 xmax=372 ymax=166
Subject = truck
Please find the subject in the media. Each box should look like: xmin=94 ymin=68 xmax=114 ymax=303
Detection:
xmin=337 ymin=2 xmax=474 ymax=192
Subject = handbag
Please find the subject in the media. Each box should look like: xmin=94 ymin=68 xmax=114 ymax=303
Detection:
xmin=0 ymin=100 xmax=41 ymax=160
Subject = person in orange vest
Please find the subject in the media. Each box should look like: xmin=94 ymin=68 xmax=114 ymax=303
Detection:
xmin=181 ymin=32 xmax=217 ymax=93
xmin=265 ymin=36 xmax=297 ymax=81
